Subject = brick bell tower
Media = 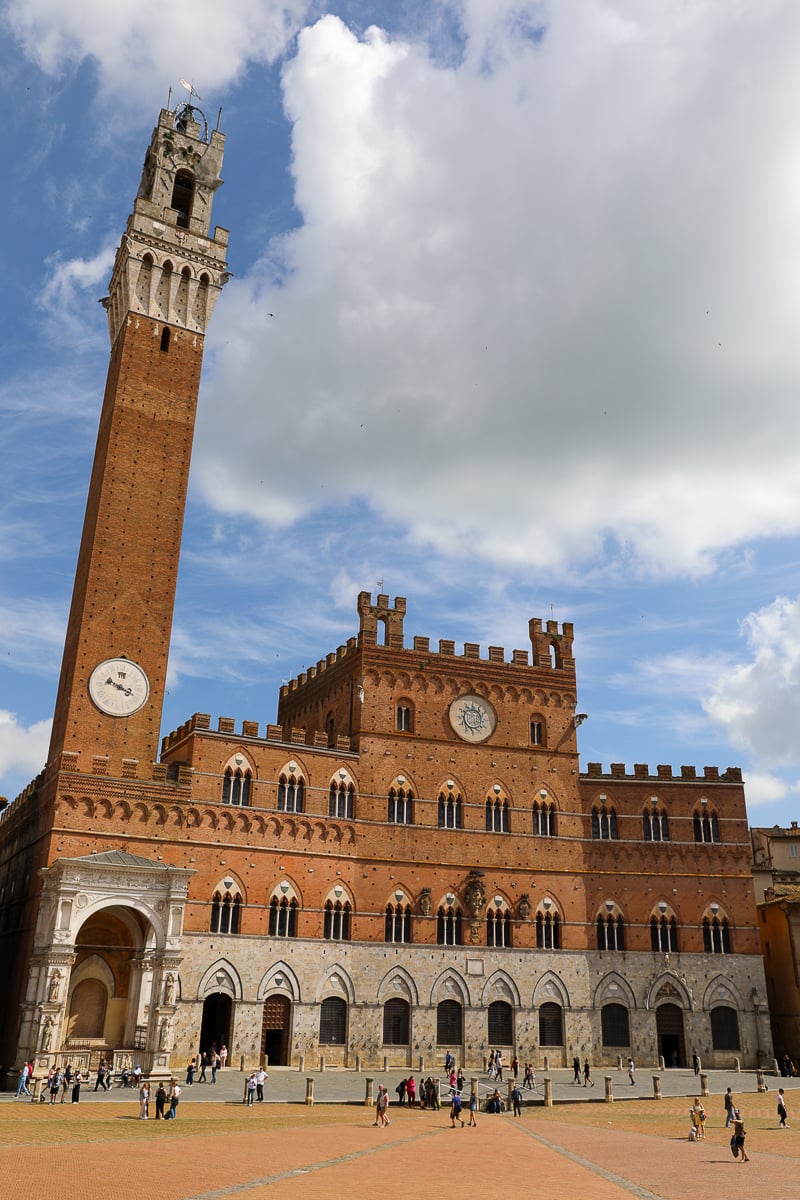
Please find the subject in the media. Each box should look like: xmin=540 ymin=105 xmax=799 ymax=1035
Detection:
xmin=47 ymin=102 xmax=229 ymax=772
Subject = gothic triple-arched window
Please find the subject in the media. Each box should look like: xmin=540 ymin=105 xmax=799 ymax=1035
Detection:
xmin=222 ymin=763 xmax=252 ymax=806
xmin=650 ymin=907 xmax=679 ymax=952
xmin=277 ymin=771 xmax=305 ymax=813
xmin=642 ymin=800 xmax=669 ymax=841
xmin=693 ymin=803 xmax=721 ymax=843
xmin=437 ymin=903 xmax=462 ymax=946
xmin=387 ymin=783 xmax=413 ymax=824
xmin=268 ymin=889 xmax=298 ymax=937
xmin=385 ymin=901 xmax=412 ymax=943
xmin=324 ymin=897 xmax=351 ymax=940
xmin=702 ymin=909 xmax=731 ymax=953
xmin=536 ymin=902 xmax=561 ymax=949
xmin=597 ymin=905 xmax=625 ymax=950
xmin=328 ymin=773 xmax=355 ymax=819
xmin=485 ymin=795 xmax=509 ymax=832
xmin=533 ymin=796 xmax=556 ymax=836
xmin=592 ymin=799 xmax=618 ymax=839
xmin=210 ymin=887 xmax=242 ymax=935
xmin=438 ymin=789 xmax=463 ymax=829
xmin=486 ymin=905 xmax=511 ymax=948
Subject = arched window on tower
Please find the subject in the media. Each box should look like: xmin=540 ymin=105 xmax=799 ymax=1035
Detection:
xmin=437 ymin=899 xmax=462 ymax=946
xmin=387 ymin=779 xmax=414 ymax=824
xmin=396 ymin=701 xmax=414 ymax=732
xmin=530 ymin=716 xmax=546 ymax=746
xmin=171 ymin=169 xmax=195 ymax=228
xmin=536 ymin=899 xmax=561 ymax=949
xmin=323 ymin=889 xmax=351 ymax=940
xmin=210 ymin=881 xmax=242 ymax=935
xmin=693 ymin=801 xmax=721 ymax=843
xmin=328 ymin=771 xmax=355 ymax=819
xmin=222 ymin=757 xmax=252 ymax=807
xmin=592 ymin=797 xmax=618 ymax=839
xmin=702 ymin=905 xmax=731 ymax=953
xmin=486 ymin=898 xmax=512 ymax=948
xmin=277 ymin=766 xmax=305 ymax=813
xmin=650 ymin=904 xmax=679 ymax=952
xmin=438 ymin=786 xmax=463 ymax=829
xmin=596 ymin=901 xmax=625 ymax=950
xmin=643 ymin=798 xmax=669 ymax=841
xmin=268 ymin=883 xmax=298 ymax=937
xmin=485 ymin=788 xmax=509 ymax=832
xmin=533 ymin=791 xmax=556 ymax=836
xmin=385 ymin=894 xmax=412 ymax=943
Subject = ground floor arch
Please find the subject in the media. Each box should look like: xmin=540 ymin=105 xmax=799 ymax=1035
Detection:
xmin=656 ymin=1002 xmax=686 ymax=1067
xmin=200 ymin=992 xmax=233 ymax=1058
xmin=261 ymin=994 xmax=291 ymax=1064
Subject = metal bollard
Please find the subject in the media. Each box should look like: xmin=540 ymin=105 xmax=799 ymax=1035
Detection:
xmin=364 ymin=1077 xmax=374 ymax=1106
xmin=652 ymin=1075 xmax=662 ymax=1101
xmin=604 ymin=1076 xmax=614 ymax=1103
xmin=543 ymin=1077 xmax=553 ymax=1107
xmin=699 ymin=1072 xmax=709 ymax=1097
xmin=305 ymin=1078 xmax=314 ymax=1106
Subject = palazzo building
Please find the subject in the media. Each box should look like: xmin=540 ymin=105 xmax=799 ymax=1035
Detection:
xmin=0 ymin=104 xmax=771 ymax=1082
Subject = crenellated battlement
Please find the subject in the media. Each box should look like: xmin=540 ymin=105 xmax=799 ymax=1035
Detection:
xmin=583 ymin=762 xmax=743 ymax=783
xmin=160 ymin=713 xmax=353 ymax=756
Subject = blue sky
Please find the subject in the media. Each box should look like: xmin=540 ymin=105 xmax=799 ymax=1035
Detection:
xmin=2 ymin=0 xmax=800 ymax=825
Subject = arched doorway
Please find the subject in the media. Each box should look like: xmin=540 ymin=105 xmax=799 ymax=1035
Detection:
xmin=261 ymin=995 xmax=292 ymax=1065
xmin=66 ymin=906 xmax=150 ymax=1051
xmin=200 ymin=993 xmax=233 ymax=1057
xmin=656 ymin=1002 xmax=685 ymax=1067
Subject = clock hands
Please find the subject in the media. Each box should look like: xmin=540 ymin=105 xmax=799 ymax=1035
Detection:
xmin=104 ymin=677 xmax=133 ymax=697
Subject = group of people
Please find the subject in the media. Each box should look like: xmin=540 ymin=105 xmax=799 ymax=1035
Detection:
xmin=45 ymin=1064 xmax=84 ymax=1104
xmin=571 ymin=1056 xmax=595 ymax=1087
xmin=136 ymin=1079 xmax=182 ymax=1119
xmin=245 ymin=1067 xmax=269 ymax=1105
xmin=186 ymin=1043 xmax=227 ymax=1086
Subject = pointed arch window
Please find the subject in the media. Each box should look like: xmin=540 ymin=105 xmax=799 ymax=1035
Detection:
xmin=437 ymin=904 xmax=462 ymax=946
xmin=650 ymin=908 xmax=679 ymax=952
xmin=385 ymin=901 xmax=412 ymax=943
xmin=592 ymin=799 xmax=618 ymax=839
xmin=536 ymin=903 xmax=561 ymax=949
xmin=486 ymin=905 xmax=511 ymax=948
xmin=388 ymin=784 xmax=413 ymax=824
xmin=710 ymin=1005 xmax=740 ymax=1050
xmin=222 ymin=765 xmax=252 ymax=807
xmin=538 ymin=1002 xmax=564 ymax=1046
xmin=438 ymin=789 xmax=463 ymax=829
xmin=597 ymin=905 xmax=625 ymax=950
xmin=383 ymin=998 xmax=410 ymax=1045
xmin=487 ymin=1000 xmax=513 ymax=1044
xmin=485 ymin=796 xmax=509 ymax=832
xmin=329 ymin=776 xmax=355 ymax=819
xmin=693 ymin=803 xmax=721 ymax=843
xmin=702 ymin=911 xmax=731 ymax=954
xmin=533 ymin=797 xmax=556 ymax=836
xmin=277 ymin=772 xmax=304 ymax=813
xmin=601 ymin=1003 xmax=631 ymax=1047
xmin=324 ymin=898 xmax=351 ymax=940
xmin=643 ymin=800 xmax=669 ymax=841
xmin=210 ymin=888 xmax=241 ymax=935
xmin=319 ymin=996 xmax=347 ymax=1044
xmin=268 ymin=893 xmax=298 ymax=938
xmin=437 ymin=999 xmax=462 ymax=1044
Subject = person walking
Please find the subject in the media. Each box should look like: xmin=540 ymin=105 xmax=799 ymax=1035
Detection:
xmin=449 ymin=1091 xmax=464 ymax=1127
xmin=724 ymin=1087 xmax=734 ymax=1128
xmin=169 ymin=1080 xmax=181 ymax=1119
xmin=374 ymin=1084 xmax=390 ymax=1126
xmin=511 ymin=1084 xmax=522 ymax=1117
xmin=732 ymin=1109 xmax=749 ymax=1161
xmin=186 ymin=1058 xmax=196 ymax=1086
xmin=468 ymin=1089 xmax=478 ymax=1126
xmin=583 ymin=1059 xmax=595 ymax=1087
xmin=138 ymin=1080 xmax=150 ymax=1119
xmin=219 ymin=1044 xmax=228 ymax=1069
xmin=495 ymin=1051 xmax=504 ymax=1082
xmin=94 ymin=1061 xmax=108 ymax=1092
xmin=627 ymin=1058 xmax=635 ymax=1085
xmin=692 ymin=1052 xmax=700 ymax=1076
xmin=211 ymin=1052 xmax=219 ymax=1084
xmin=71 ymin=1069 xmax=82 ymax=1104
xmin=777 ymin=1088 xmax=789 ymax=1128
xmin=690 ymin=1097 xmax=706 ymax=1140
xmin=246 ymin=1073 xmax=256 ymax=1106
xmin=406 ymin=1074 xmax=416 ymax=1107
xmin=572 ymin=1055 xmax=581 ymax=1084
xmin=198 ymin=1052 xmax=208 ymax=1083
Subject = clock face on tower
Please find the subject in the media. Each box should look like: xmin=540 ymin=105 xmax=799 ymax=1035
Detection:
xmin=449 ymin=694 xmax=497 ymax=743
xmin=88 ymin=658 xmax=150 ymax=717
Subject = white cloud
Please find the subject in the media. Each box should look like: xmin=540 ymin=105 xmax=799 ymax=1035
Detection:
xmin=194 ymin=4 xmax=800 ymax=578
xmin=4 ymin=0 xmax=310 ymax=101
xmin=705 ymin=595 xmax=800 ymax=766
xmin=0 ymin=711 xmax=50 ymax=788
xmin=39 ymin=245 xmax=116 ymax=348
xmin=743 ymin=770 xmax=791 ymax=807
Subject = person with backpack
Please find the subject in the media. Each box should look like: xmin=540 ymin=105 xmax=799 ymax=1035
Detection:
xmin=395 ymin=1078 xmax=407 ymax=1106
